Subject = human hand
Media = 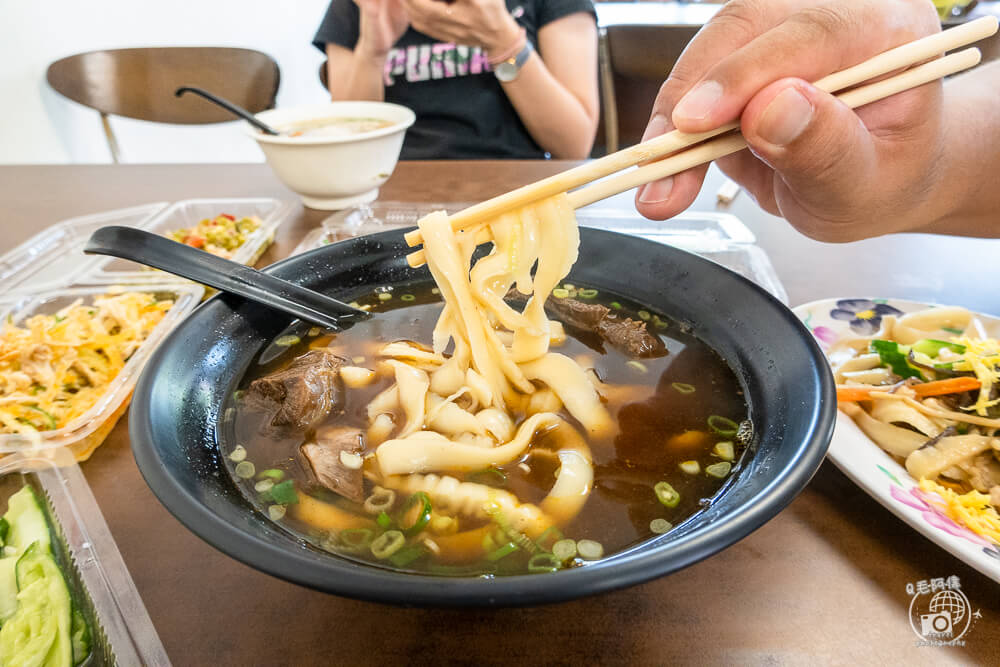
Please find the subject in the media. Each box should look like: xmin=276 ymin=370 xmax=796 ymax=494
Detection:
xmin=635 ymin=0 xmax=948 ymax=242
xmin=403 ymin=0 xmax=522 ymax=55
xmin=355 ymin=0 xmax=410 ymax=58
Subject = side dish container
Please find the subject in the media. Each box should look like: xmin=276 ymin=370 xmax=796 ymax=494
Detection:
xmin=0 ymin=448 xmax=170 ymax=665
xmin=0 ymin=283 xmax=203 ymax=459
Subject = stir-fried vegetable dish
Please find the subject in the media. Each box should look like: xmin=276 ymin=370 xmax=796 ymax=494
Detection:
xmin=0 ymin=292 xmax=174 ymax=437
xmin=831 ymin=306 xmax=1000 ymax=544
xmin=167 ymin=213 xmax=261 ymax=259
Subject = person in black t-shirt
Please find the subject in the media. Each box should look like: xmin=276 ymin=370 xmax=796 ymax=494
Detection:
xmin=313 ymin=0 xmax=598 ymax=160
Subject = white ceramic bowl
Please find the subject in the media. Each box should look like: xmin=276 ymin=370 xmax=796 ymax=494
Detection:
xmin=246 ymin=102 xmax=415 ymax=210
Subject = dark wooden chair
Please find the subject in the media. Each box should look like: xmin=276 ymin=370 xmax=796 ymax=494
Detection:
xmin=46 ymin=47 xmax=280 ymax=162
xmin=599 ymin=23 xmax=700 ymax=153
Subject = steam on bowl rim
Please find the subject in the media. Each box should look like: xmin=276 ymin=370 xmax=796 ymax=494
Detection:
xmin=244 ymin=101 xmax=416 ymax=146
xmin=128 ymin=227 xmax=836 ymax=607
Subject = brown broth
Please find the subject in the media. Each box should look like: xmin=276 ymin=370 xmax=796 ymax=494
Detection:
xmin=228 ymin=286 xmax=749 ymax=576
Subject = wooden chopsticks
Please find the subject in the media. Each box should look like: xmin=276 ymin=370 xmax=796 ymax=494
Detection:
xmin=405 ymin=16 xmax=998 ymax=268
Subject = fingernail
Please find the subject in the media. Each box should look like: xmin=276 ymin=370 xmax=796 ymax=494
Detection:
xmin=641 ymin=113 xmax=669 ymax=143
xmin=757 ymin=87 xmax=813 ymax=147
xmin=638 ymin=177 xmax=674 ymax=204
xmin=673 ymin=81 xmax=723 ymax=123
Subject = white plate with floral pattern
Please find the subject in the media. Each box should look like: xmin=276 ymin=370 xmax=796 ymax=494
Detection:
xmin=793 ymin=297 xmax=1000 ymax=584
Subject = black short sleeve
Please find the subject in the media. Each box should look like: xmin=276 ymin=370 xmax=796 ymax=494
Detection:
xmin=537 ymin=0 xmax=596 ymax=29
xmin=312 ymin=0 xmax=361 ymax=52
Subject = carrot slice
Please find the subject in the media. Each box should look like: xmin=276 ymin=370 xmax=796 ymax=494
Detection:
xmin=836 ymin=386 xmax=876 ymax=402
xmin=912 ymin=376 xmax=983 ymax=397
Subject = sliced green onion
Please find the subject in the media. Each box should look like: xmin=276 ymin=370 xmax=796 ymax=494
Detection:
xmin=468 ymin=467 xmax=507 ymax=487
xmin=228 ymin=445 xmax=247 ymax=462
xmin=626 ymin=360 xmax=648 ymax=374
xmin=705 ymin=462 xmax=732 ymax=479
xmin=428 ymin=514 xmax=454 ymax=534
xmin=713 ymin=441 xmax=735 ymax=461
xmin=0 ymin=517 xmax=9 ymax=543
xmin=269 ymin=480 xmax=298 ymax=505
xmin=610 ymin=301 xmax=622 ymax=309
xmin=486 ymin=541 xmax=519 ymax=561
xmin=376 ymin=511 xmax=393 ymax=529
xmin=254 ymin=479 xmax=274 ymax=493
xmin=563 ymin=284 xmax=575 ymax=290
xmin=233 ymin=389 xmax=246 ymax=401
xmin=363 ymin=488 xmax=396 ymax=514
xmin=654 ymin=481 xmax=680 ymax=508
xmin=274 ymin=334 xmax=301 ymax=347
xmin=527 ymin=553 xmax=561 ymax=573
xmin=567 ymin=289 xmax=578 ymax=298
xmin=577 ymin=539 xmax=604 ymax=560
xmin=578 ymin=288 xmax=598 ymax=299
xmin=307 ymin=327 xmax=321 ymax=337
xmin=370 ymin=530 xmax=406 ymax=559
xmin=534 ymin=526 xmax=565 ymax=551
xmin=679 ymin=460 xmax=700 ymax=475
xmin=378 ymin=292 xmax=393 ymax=301
xmin=400 ymin=294 xmax=416 ymax=302
xmin=340 ymin=528 xmax=374 ymax=553
xmin=638 ymin=310 xmax=651 ymax=321
xmin=671 ymin=382 xmax=696 ymax=394
xmin=552 ymin=539 xmax=577 ymax=561
xmin=388 ymin=545 xmax=425 ymax=567
xmin=430 ymin=287 xmax=440 ymax=295
xmin=398 ymin=491 xmax=432 ymax=536
xmin=268 ymin=504 xmax=286 ymax=521
xmin=349 ymin=301 xmax=362 ymax=308
xmin=650 ymin=518 xmax=672 ymax=534
xmin=257 ymin=468 xmax=284 ymax=481
xmin=655 ymin=319 xmax=668 ymax=329
xmin=552 ymin=288 xmax=569 ymax=299
xmin=707 ymin=415 xmax=740 ymax=437
xmin=234 ymin=461 xmax=255 ymax=479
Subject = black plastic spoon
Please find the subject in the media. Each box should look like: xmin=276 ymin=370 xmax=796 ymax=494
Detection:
xmin=175 ymin=86 xmax=281 ymax=136
xmin=85 ymin=226 xmax=369 ymax=330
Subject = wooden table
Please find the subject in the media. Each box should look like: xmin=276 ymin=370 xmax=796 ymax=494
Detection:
xmin=1 ymin=162 xmax=998 ymax=665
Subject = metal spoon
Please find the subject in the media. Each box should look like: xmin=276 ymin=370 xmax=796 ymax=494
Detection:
xmin=85 ymin=226 xmax=369 ymax=329
xmin=175 ymin=86 xmax=281 ymax=136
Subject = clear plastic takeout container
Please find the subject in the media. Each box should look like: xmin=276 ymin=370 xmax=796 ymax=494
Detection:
xmin=291 ymin=201 xmax=787 ymax=303
xmin=0 ymin=448 xmax=170 ymax=665
xmin=0 ymin=282 xmax=204 ymax=459
xmin=90 ymin=197 xmax=295 ymax=284
xmin=0 ymin=204 xmax=168 ymax=295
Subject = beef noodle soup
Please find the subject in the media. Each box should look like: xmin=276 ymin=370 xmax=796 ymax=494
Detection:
xmin=228 ymin=286 xmax=750 ymax=576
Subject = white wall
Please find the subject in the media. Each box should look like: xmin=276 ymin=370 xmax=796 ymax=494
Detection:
xmin=0 ymin=0 xmax=332 ymax=164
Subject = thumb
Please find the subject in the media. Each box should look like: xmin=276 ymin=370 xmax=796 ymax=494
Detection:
xmin=741 ymin=78 xmax=879 ymax=242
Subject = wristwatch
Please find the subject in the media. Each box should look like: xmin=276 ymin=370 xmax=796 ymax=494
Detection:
xmin=494 ymin=39 xmax=534 ymax=83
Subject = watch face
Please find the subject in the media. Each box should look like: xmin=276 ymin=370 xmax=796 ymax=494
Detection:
xmin=495 ymin=61 xmax=517 ymax=82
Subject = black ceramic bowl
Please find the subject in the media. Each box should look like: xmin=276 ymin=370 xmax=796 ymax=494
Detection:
xmin=130 ymin=227 xmax=835 ymax=606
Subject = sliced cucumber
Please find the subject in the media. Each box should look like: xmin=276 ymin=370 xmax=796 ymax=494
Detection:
xmin=4 ymin=486 xmax=52 ymax=555
xmin=0 ymin=542 xmax=73 ymax=667
xmin=70 ymin=605 xmax=91 ymax=667
xmin=0 ymin=556 xmax=17 ymax=623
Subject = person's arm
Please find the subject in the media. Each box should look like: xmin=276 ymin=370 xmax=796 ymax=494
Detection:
xmin=321 ymin=0 xmax=409 ymax=102
xmin=498 ymin=13 xmax=599 ymax=159
xmin=404 ymin=0 xmax=599 ymax=159
xmin=634 ymin=0 xmax=1000 ymax=241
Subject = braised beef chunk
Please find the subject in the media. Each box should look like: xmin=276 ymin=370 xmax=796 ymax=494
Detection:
xmin=504 ymin=288 xmax=666 ymax=358
xmin=248 ymin=348 xmax=346 ymax=431
xmin=596 ymin=317 xmax=666 ymax=358
xmin=300 ymin=426 xmax=364 ymax=502
xmin=547 ymin=298 xmax=610 ymax=330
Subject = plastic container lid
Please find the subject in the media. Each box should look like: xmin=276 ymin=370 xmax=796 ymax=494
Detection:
xmin=0 ymin=448 xmax=170 ymax=665
xmin=0 ymin=282 xmax=204 ymax=457
xmin=0 ymin=203 xmax=167 ymax=295
xmin=89 ymin=197 xmax=296 ymax=284
xmin=291 ymin=202 xmax=787 ymax=303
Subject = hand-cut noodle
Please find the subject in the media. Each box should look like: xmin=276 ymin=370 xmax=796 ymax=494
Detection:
xmin=831 ymin=305 xmax=1000 ymax=543
xmin=366 ymin=194 xmax=608 ymax=533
